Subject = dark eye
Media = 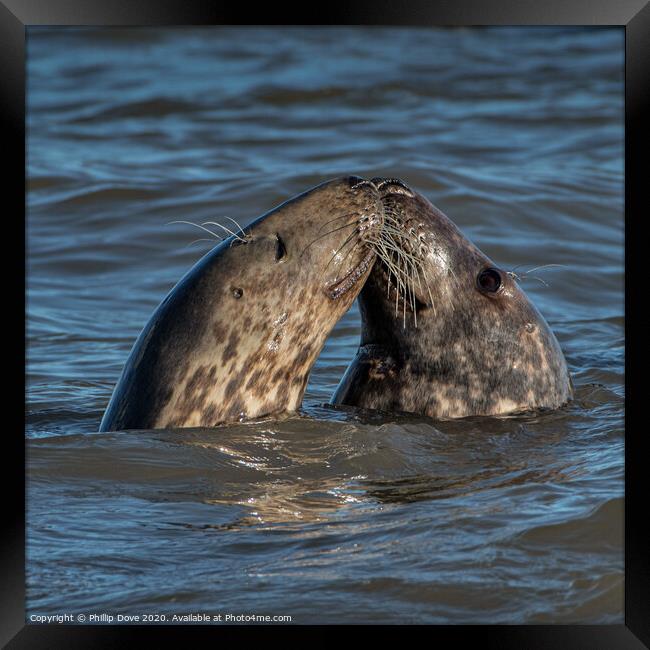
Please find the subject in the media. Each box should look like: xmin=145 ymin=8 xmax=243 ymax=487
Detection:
xmin=477 ymin=267 xmax=502 ymax=294
xmin=275 ymin=233 xmax=287 ymax=261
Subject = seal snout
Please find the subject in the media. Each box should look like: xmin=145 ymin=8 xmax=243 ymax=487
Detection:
xmin=346 ymin=175 xmax=368 ymax=188
xmin=371 ymin=177 xmax=415 ymax=198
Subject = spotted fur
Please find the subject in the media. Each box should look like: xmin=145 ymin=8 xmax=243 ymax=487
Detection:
xmin=100 ymin=176 xmax=383 ymax=431
xmin=332 ymin=179 xmax=573 ymax=418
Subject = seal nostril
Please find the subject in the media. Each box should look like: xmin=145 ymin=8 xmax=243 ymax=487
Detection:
xmin=372 ymin=178 xmax=414 ymax=197
xmin=348 ymin=176 xmax=379 ymax=192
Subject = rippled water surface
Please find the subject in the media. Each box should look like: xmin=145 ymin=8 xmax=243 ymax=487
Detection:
xmin=26 ymin=27 xmax=624 ymax=624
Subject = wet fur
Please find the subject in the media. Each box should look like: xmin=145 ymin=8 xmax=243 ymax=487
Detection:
xmin=332 ymin=182 xmax=573 ymax=418
xmin=101 ymin=177 xmax=382 ymax=431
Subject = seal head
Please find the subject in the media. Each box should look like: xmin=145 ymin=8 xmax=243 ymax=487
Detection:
xmin=101 ymin=176 xmax=383 ymax=431
xmin=332 ymin=178 xmax=573 ymax=418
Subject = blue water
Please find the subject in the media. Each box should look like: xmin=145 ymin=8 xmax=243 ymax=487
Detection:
xmin=26 ymin=27 xmax=624 ymax=624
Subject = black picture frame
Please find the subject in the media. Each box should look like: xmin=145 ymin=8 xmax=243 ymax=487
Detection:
xmin=6 ymin=1 xmax=648 ymax=647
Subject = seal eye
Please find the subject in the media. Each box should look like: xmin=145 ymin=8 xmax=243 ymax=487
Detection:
xmin=477 ymin=268 xmax=502 ymax=294
xmin=275 ymin=233 xmax=287 ymax=261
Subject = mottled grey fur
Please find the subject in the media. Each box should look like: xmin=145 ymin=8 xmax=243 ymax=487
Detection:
xmin=332 ymin=179 xmax=573 ymax=418
xmin=100 ymin=177 xmax=382 ymax=431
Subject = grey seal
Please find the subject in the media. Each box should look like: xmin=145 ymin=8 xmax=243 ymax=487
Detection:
xmin=100 ymin=176 xmax=383 ymax=431
xmin=332 ymin=177 xmax=573 ymax=418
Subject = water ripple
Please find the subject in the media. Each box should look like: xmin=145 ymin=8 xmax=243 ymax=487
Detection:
xmin=26 ymin=26 xmax=623 ymax=624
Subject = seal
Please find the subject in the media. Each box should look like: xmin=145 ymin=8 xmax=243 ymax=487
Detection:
xmin=100 ymin=176 xmax=383 ymax=431
xmin=332 ymin=177 xmax=573 ymax=418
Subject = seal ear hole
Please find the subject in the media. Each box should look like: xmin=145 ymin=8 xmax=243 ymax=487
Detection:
xmin=477 ymin=267 xmax=502 ymax=294
xmin=232 ymin=287 xmax=243 ymax=299
xmin=275 ymin=233 xmax=287 ymax=261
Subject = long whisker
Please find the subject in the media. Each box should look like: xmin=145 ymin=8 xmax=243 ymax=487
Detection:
xmin=369 ymin=236 xmax=410 ymax=294
xmin=300 ymin=220 xmax=359 ymax=258
xmin=407 ymin=257 xmax=430 ymax=327
xmin=368 ymin=232 xmax=412 ymax=278
xmin=325 ymin=228 xmax=364 ymax=273
xmin=167 ymin=220 xmax=224 ymax=240
xmin=509 ymin=263 xmax=565 ymax=286
xmin=223 ymin=216 xmax=248 ymax=238
xmin=334 ymin=238 xmax=365 ymax=279
xmin=183 ymin=238 xmax=219 ymax=250
xmin=373 ymin=235 xmax=418 ymax=294
xmin=378 ymin=250 xmax=411 ymax=320
xmin=522 ymin=263 xmax=566 ymax=275
xmin=317 ymin=211 xmax=367 ymax=234
xmin=366 ymin=213 xmax=440 ymax=327
xmin=202 ymin=221 xmax=247 ymax=242
xmin=384 ymin=254 xmax=410 ymax=303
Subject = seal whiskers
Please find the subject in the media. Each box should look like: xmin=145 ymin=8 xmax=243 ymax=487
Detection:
xmin=201 ymin=221 xmax=250 ymax=244
xmin=507 ymin=263 xmax=566 ymax=287
xmin=167 ymin=220 xmax=225 ymax=242
xmin=365 ymin=211 xmax=434 ymax=328
xmin=300 ymin=218 xmax=362 ymax=258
